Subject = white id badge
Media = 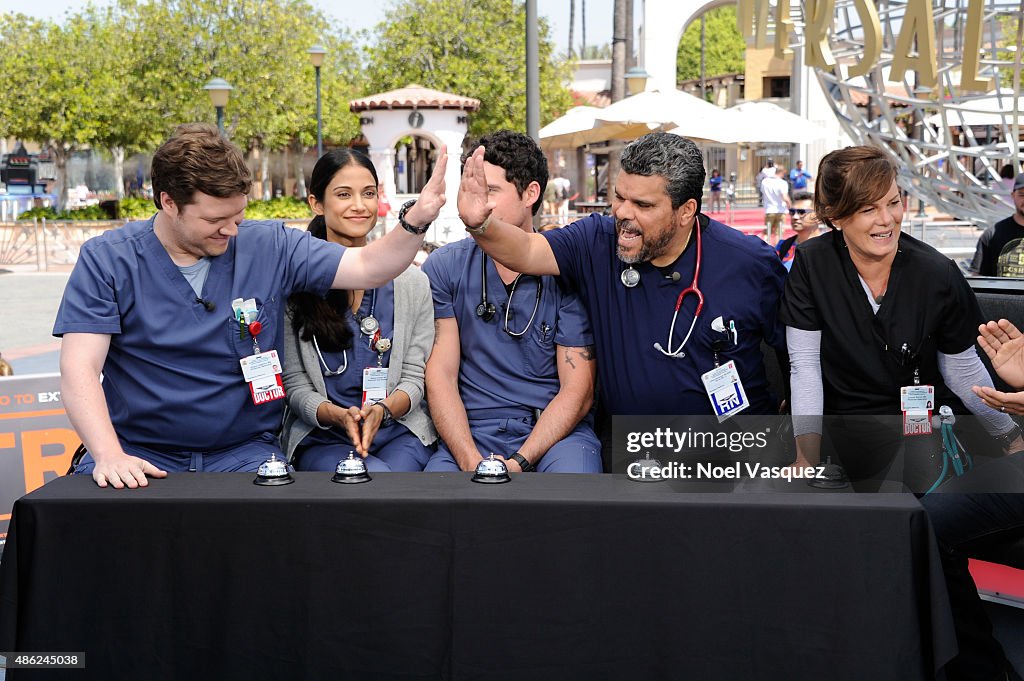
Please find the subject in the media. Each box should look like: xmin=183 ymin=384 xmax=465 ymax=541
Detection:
xmin=240 ymin=350 xmax=284 ymax=405
xmin=900 ymin=385 xmax=934 ymax=412
xmin=901 ymin=385 xmax=934 ymax=436
xmin=239 ymin=350 xmax=282 ymax=383
xmin=701 ymin=360 xmax=749 ymax=422
xmin=362 ymin=367 xmax=389 ymax=408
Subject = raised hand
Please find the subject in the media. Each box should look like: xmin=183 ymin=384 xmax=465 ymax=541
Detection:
xmin=457 ymin=145 xmax=496 ymax=231
xmin=978 ymin=319 xmax=1024 ymax=390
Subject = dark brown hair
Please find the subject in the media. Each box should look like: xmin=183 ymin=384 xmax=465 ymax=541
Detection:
xmin=151 ymin=123 xmax=252 ymax=210
xmin=814 ymin=146 xmax=898 ymax=229
xmin=288 ymin=149 xmax=380 ymax=351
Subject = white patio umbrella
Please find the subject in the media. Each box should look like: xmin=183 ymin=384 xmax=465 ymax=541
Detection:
xmin=539 ymin=105 xmax=655 ymax=150
xmin=724 ymin=101 xmax=828 ymax=143
xmin=594 ymin=89 xmax=744 ymax=143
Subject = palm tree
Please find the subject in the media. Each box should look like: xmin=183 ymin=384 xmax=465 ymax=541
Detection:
xmin=568 ymin=0 xmax=575 ymax=58
xmin=581 ymin=0 xmax=587 ymax=58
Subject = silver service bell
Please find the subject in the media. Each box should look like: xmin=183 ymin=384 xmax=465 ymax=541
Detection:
xmin=807 ymin=457 xmax=849 ymax=490
xmin=333 ymin=451 xmax=372 ymax=484
xmin=629 ymin=451 xmax=664 ymax=483
xmin=254 ymin=452 xmax=294 ymax=486
xmin=472 ymin=454 xmax=511 ymax=484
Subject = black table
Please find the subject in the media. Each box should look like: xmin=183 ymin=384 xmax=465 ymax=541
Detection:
xmin=0 ymin=473 xmax=956 ymax=680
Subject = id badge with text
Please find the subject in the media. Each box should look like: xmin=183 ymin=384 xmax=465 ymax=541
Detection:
xmin=362 ymin=367 xmax=388 ymax=408
xmin=701 ymin=360 xmax=749 ymax=422
xmin=240 ymin=350 xmax=285 ymax=405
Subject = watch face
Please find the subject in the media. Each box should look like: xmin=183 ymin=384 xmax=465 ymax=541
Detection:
xmin=408 ymin=111 xmax=424 ymax=129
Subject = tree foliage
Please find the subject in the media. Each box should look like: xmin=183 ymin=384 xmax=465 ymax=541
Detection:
xmin=676 ymin=6 xmax=746 ymax=84
xmin=364 ymin=0 xmax=573 ymax=136
xmin=119 ymin=0 xmax=364 ymax=150
xmin=0 ymin=0 xmax=365 ymax=206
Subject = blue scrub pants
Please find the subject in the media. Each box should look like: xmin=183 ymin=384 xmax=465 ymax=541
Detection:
xmin=295 ymin=423 xmax=432 ymax=472
xmin=73 ymin=432 xmax=282 ymax=474
xmin=920 ymin=453 xmax=1024 ymax=681
xmin=425 ymin=416 xmax=602 ymax=473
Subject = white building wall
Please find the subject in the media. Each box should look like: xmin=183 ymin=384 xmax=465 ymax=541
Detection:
xmin=640 ymin=0 xmax=849 ymax=179
xmin=360 ymin=108 xmax=469 ymax=244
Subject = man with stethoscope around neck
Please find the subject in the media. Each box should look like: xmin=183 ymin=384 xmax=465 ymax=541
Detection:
xmin=457 ymin=133 xmax=787 ymax=438
xmin=421 ymin=130 xmax=601 ymax=474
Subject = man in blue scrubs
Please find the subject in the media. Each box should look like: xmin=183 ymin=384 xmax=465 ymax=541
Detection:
xmin=55 ymin=124 xmax=446 ymax=488
xmin=422 ymin=130 xmax=600 ymax=473
xmin=456 ymin=132 xmax=786 ymax=419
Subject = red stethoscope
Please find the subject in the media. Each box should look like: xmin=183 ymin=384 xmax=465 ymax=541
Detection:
xmin=652 ymin=218 xmax=703 ymax=358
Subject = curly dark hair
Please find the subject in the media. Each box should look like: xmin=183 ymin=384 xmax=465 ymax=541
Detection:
xmin=620 ymin=132 xmax=705 ymax=213
xmin=288 ymin=148 xmax=379 ymax=351
xmin=461 ymin=130 xmax=548 ymax=215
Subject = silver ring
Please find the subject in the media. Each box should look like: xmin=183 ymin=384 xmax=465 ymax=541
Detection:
xmin=1001 ymin=406 xmax=1007 ymax=412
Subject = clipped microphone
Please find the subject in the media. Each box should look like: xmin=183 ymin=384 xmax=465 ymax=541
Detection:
xmin=195 ymin=297 xmax=216 ymax=312
xmin=664 ymin=271 xmax=681 ymax=282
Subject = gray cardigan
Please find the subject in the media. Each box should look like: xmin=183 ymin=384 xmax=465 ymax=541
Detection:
xmin=280 ymin=266 xmax=437 ymax=462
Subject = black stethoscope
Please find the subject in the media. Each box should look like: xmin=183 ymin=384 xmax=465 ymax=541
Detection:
xmin=476 ymin=253 xmax=543 ymax=337
xmin=620 ymin=218 xmax=704 ymax=358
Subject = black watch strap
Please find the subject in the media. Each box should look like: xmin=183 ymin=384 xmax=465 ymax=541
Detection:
xmin=398 ymin=199 xmax=431 ymax=235
xmin=509 ymin=452 xmax=535 ymax=472
xmin=996 ymin=424 xmax=1022 ymax=449
xmin=374 ymin=401 xmax=395 ymax=428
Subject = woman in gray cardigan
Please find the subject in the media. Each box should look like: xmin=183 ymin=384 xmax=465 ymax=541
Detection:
xmin=281 ymin=149 xmax=436 ymax=471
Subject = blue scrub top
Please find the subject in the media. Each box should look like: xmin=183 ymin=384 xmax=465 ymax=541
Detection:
xmin=544 ymin=214 xmax=786 ymax=416
xmin=422 ymin=238 xmax=592 ymax=412
xmin=54 ymin=217 xmax=344 ymax=452
xmin=317 ymin=283 xmax=395 ymax=408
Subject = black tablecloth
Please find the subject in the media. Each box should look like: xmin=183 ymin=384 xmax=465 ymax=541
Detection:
xmin=0 ymin=473 xmax=956 ymax=680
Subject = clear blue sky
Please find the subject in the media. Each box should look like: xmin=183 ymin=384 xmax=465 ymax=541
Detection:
xmin=0 ymin=0 xmax=616 ymax=55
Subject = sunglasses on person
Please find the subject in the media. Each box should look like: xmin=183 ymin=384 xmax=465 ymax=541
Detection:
xmin=789 ymin=208 xmax=810 ymax=216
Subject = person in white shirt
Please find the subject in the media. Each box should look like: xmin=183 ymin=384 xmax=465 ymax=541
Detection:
xmin=757 ymin=158 xmax=775 ymax=206
xmin=761 ymin=166 xmax=792 ymax=243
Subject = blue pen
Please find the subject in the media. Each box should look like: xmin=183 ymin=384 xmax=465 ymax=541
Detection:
xmin=728 ymin=320 xmax=737 ymax=345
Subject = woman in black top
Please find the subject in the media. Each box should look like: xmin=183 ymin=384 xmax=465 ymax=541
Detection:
xmin=778 ymin=146 xmax=1021 ymax=489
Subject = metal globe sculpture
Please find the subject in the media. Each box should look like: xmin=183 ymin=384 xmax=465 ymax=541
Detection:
xmin=809 ymin=0 xmax=1022 ymax=225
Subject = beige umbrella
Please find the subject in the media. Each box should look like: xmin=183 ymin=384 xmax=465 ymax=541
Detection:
xmin=724 ymin=101 xmax=828 ymax=143
xmin=595 ymin=89 xmax=744 ymax=143
xmin=539 ymin=106 xmax=655 ymax=150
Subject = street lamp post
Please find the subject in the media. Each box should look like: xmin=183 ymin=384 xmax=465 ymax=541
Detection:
xmin=624 ymin=66 xmax=650 ymax=96
xmin=203 ymin=78 xmax=233 ymax=136
xmin=308 ymin=45 xmax=327 ymax=157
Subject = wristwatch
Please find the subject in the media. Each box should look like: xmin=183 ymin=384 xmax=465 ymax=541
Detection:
xmin=509 ymin=452 xmax=535 ymax=472
xmin=995 ymin=424 xmax=1022 ymax=451
xmin=398 ymin=199 xmax=432 ymax=235
xmin=373 ymin=401 xmax=395 ymax=428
